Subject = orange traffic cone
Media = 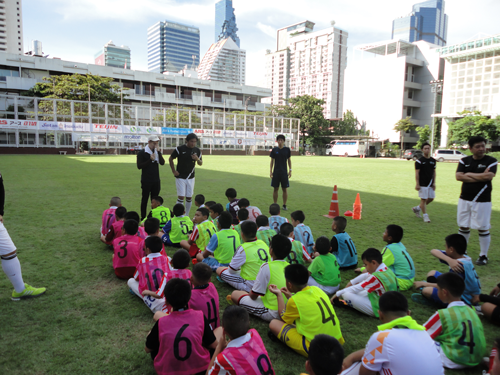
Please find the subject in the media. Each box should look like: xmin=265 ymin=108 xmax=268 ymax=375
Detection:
xmin=324 ymin=185 xmax=340 ymax=218
xmin=353 ymin=193 xmax=362 ymax=220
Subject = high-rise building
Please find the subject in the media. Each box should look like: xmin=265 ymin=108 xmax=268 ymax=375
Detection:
xmin=265 ymin=20 xmax=348 ymax=120
xmin=94 ymin=41 xmax=131 ymax=69
xmin=148 ymin=20 xmax=200 ymax=74
xmin=198 ymin=38 xmax=245 ymax=84
xmin=0 ymin=0 xmax=23 ymax=54
xmin=215 ymin=0 xmax=240 ymax=47
xmin=392 ymin=0 xmax=448 ymax=47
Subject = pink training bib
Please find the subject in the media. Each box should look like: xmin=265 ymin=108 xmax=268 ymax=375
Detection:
xmin=112 ymin=234 xmax=143 ymax=269
xmin=137 ymin=255 xmax=171 ymax=294
xmin=110 ymin=220 xmax=124 ymax=241
xmin=101 ymin=207 xmax=116 ymax=235
xmin=189 ymin=283 xmax=220 ymax=329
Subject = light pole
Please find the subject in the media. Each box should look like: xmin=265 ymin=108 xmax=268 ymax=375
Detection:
xmin=429 ymin=79 xmax=443 ymax=154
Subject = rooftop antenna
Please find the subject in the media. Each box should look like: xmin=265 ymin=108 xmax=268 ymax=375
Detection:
xmin=191 ymin=55 xmax=196 ymax=70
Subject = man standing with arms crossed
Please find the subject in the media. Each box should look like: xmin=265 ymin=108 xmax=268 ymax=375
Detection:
xmin=270 ymin=134 xmax=292 ymax=211
xmin=412 ymin=142 xmax=436 ymax=223
xmin=456 ymin=136 xmax=497 ymax=266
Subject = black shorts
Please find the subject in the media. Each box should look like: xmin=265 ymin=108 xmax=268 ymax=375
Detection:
xmin=271 ymin=172 xmax=289 ymax=188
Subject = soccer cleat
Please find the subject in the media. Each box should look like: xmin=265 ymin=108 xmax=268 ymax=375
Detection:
xmin=474 ymin=305 xmax=484 ymax=316
xmin=332 ymin=298 xmax=348 ymax=308
xmin=11 ymin=283 xmax=46 ymax=301
xmin=423 ymin=214 xmax=431 ymax=223
xmin=216 ymin=275 xmax=226 ymax=284
xmin=475 ymin=255 xmax=488 ymax=266
xmin=412 ymin=206 xmax=421 ymax=218
xmin=282 ymin=205 xmax=287 ymax=211
xmin=267 ymin=329 xmax=280 ymax=343
xmin=226 ymin=295 xmax=234 ymax=306
xmin=411 ymin=293 xmax=435 ymax=307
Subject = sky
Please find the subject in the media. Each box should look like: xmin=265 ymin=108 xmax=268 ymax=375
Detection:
xmin=23 ymin=0 xmax=500 ymax=87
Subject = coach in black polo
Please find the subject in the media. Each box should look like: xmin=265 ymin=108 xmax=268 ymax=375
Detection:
xmin=137 ymin=135 xmax=165 ymax=220
xmin=270 ymin=134 xmax=292 ymax=210
xmin=169 ymin=133 xmax=202 ymax=215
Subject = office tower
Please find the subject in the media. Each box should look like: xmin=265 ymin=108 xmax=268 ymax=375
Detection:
xmin=94 ymin=41 xmax=131 ymax=69
xmin=392 ymin=0 xmax=448 ymax=46
xmin=198 ymin=38 xmax=245 ymax=84
xmin=215 ymin=0 xmax=240 ymax=47
xmin=148 ymin=20 xmax=200 ymax=73
xmin=0 ymin=0 xmax=23 ymax=54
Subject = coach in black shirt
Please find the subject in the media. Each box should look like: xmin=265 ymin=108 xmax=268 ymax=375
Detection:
xmin=137 ymin=135 xmax=165 ymax=220
xmin=169 ymin=133 xmax=202 ymax=215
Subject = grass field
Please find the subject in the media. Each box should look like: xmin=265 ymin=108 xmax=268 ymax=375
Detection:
xmin=1 ymin=154 xmax=499 ymax=375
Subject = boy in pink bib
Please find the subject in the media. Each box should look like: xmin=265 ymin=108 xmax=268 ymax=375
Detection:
xmin=189 ymin=263 xmax=220 ymax=330
xmin=102 ymin=206 xmax=127 ymax=245
xmin=100 ymin=196 xmax=121 ymax=236
xmin=112 ymin=219 xmax=143 ymax=279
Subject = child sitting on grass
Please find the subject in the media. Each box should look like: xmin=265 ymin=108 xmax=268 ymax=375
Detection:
xmin=268 ymin=203 xmax=288 ymax=234
xmin=161 ymin=203 xmax=193 ymax=248
xmin=141 ymin=196 xmax=171 ymax=229
xmin=256 ymin=215 xmax=276 ymax=247
xmin=423 ymin=272 xmax=486 ymax=369
xmin=189 ymin=262 xmax=220 ymax=330
xmin=112 ymin=219 xmax=143 ymax=279
xmin=100 ymin=196 xmax=120 ymax=236
xmin=194 ymin=194 xmax=205 ymax=209
xmin=330 ymin=216 xmax=358 ymax=270
xmin=180 ymin=207 xmax=216 ymax=258
xmin=280 ymin=223 xmax=312 ymax=265
xmin=238 ymin=198 xmax=262 ymax=223
xmin=143 ymin=218 xmax=167 ymax=257
xmin=208 ymin=203 xmax=224 ymax=230
xmin=196 ymin=212 xmax=240 ymax=271
xmin=125 ymin=211 xmax=146 ymax=239
xmin=304 ymin=335 xmax=344 ymax=375
xmin=225 ymin=188 xmax=240 ymax=225
xmin=333 ymin=248 xmax=398 ymax=318
xmin=102 ymin=206 xmax=127 ymax=244
xmin=291 ymin=210 xmax=314 ymax=255
xmin=412 ymin=233 xmax=481 ymax=307
xmin=308 ymin=236 xmax=341 ymax=295
xmin=234 ymin=208 xmax=249 ymax=241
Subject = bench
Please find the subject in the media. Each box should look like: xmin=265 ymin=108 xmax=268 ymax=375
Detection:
xmin=59 ymin=151 xmax=67 ymax=155
xmin=91 ymin=151 xmax=106 ymax=155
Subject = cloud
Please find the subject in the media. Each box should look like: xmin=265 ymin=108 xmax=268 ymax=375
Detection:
xmin=256 ymin=22 xmax=275 ymax=38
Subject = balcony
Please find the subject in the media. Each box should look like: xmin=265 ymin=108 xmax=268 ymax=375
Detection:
xmin=403 ymin=98 xmax=421 ymax=107
xmin=404 ymin=81 xmax=423 ymax=90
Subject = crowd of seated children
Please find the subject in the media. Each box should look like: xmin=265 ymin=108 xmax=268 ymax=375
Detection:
xmin=207 ymin=306 xmax=275 ymax=375
xmin=197 ymin=211 xmax=240 ymax=271
xmin=333 ymin=248 xmax=398 ymax=318
xmin=268 ymin=263 xmax=344 ymax=357
xmin=208 ymin=203 xmax=224 ymax=230
xmin=112 ymin=219 xmax=143 ymax=279
xmin=279 ymin=223 xmax=312 ymax=265
xmin=256 ymin=215 xmax=276 ymax=246
xmin=238 ymin=198 xmax=262 ymax=223
xmin=102 ymin=206 xmax=127 ymax=244
xmin=161 ymin=203 xmax=193 ymax=248
xmin=180 ymin=207 xmax=216 ymax=258
xmin=229 ymin=234 xmax=291 ymax=322
xmin=216 ymin=221 xmax=270 ymax=293
xmin=291 ymin=210 xmax=315 ymax=255
xmin=234 ymin=208 xmax=249 ymax=240
xmin=189 ymin=263 xmax=220 ymax=330
xmin=308 ymin=236 xmax=341 ymax=295
xmin=330 ymin=216 xmax=358 ymax=270
xmin=412 ymin=233 xmax=481 ymax=307
xmin=225 ymin=188 xmax=240 ymax=225
xmin=141 ymin=196 xmax=171 ymax=229
xmin=423 ymin=272 xmax=486 ymax=369
xmin=101 ymin=196 xmax=121 ymax=236
xmin=268 ymin=203 xmax=289 ymax=234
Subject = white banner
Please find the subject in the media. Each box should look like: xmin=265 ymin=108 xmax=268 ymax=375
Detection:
xmin=124 ymin=134 xmax=149 ymax=143
xmin=193 ymin=129 xmax=223 ymax=136
xmin=0 ymin=119 xmax=38 ymax=129
xmin=92 ymin=124 xmax=123 ymax=133
xmin=39 ymin=121 xmax=59 ymax=130
xmin=59 ymin=122 xmax=90 ymax=132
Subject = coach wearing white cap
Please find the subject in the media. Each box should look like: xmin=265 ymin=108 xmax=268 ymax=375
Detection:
xmin=137 ymin=135 xmax=165 ymax=220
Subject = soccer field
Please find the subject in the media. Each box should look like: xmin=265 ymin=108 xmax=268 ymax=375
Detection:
xmin=1 ymin=154 xmax=499 ymax=375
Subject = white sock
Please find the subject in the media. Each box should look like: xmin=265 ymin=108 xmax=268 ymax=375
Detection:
xmin=459 ymin=229 xmax=470 ymax=243
xmin=185 ymin=199 xmax=193 ymax=215
xmin=1 ymin=254 xmax=25 ymax=293
xmin=479 ymin=232 xmax=491 ymax=257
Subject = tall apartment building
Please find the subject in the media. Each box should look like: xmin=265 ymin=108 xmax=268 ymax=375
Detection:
xmin=94 ymin=41 xmax=131 ymax=69
xmin=0 ymin=0 xmax=23 ymax=54
xmin=265 ymin=21 xmax=348 ymax=120
xmin=392 ymin=0 xmax=448 ymax=47
xmin=215 ymin=0 xmax=240 ymax=47
xmin=148 ymin=20 xmax=200 ymax=74
xmin=198 ymin=38 xmax=245 ymax=84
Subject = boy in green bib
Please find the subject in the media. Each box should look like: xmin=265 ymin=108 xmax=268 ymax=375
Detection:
xmin=196 ymin=212 xmax=240 ymax=271
xmin=234 ymin=208 xmax=249 ymax=241
xmin=280 ymin=223 xmax=312 ymax=265
xmin=423 ymin=272 xmax=486 ymax=369
xmin=161 ymin=203 xmax=193 ymax=248
xmin=180 ymin=207 xmax=216 ymax=258
xmin=256 ymin=215 xmax=276 ymax=247
xmin=230 ymin=234 xmax=291 ymax=322
xmin=308 ymin=236 xmax=341 ymax=295
xmin=141 ymin=196 xmax=172 ymax=229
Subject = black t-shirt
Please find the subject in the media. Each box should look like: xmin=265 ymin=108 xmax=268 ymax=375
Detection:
xmin=171 ymin=145 xmax=202 ymax=179
xmin=136 ymin=150 xmax=165 ymax=183
xmin=415 ymin=156 xmax=436 ymax=186
xmin=0 ymin=172 xmax=4 ymax=216
xmin=270 ymin=146 xmax=291 ymax=174
xmin=456 ymin=155 xmax=498 ymax=202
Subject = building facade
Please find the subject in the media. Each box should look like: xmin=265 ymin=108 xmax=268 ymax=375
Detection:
xmin=215 ymin=0 xmax=240 ymax=47
xmin=436 ymin=34 xmax=500 ymax=147
xmin=198 ymin=38 xmax=245 ymax=84
xmin=265 ymin=20 xmax=348 ymax=120
xmin=0 ymin=0 xmax=23 ymax=54
xmin=94 ymin=41 xmax=131 ymax=69
xmin=392 ymin=0 xmax=448 ymax=47
xmin=148 ymin=20 xmax=200 ymax=74
xmin=343 ymin=40 xmax=444 ymax=145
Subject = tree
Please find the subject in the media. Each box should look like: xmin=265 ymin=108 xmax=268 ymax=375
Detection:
xmin=393 ymin=117 xmax=417 ymax=150
xmin=415 ymin=125 xmax=431 ymax=149
xmin=447 ymin=110 xmax=500 ymax=146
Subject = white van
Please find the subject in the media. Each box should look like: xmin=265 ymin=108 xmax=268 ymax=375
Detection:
xmin=326 ymin=140 xmax=367 ymax=157
xmin=433 ymin=149 xmax=466 ymax=162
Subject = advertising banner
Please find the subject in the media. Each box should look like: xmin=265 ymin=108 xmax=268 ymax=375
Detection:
xmin=92 ymin=124 xmax=123 ymax=133
xmin=38 ymin=121 xmax=59 ymax=130
xmin=0 ymin=119 xmax=38 ymax=129
xmin=123 ymin=134 xmax=148 ymax=143
xmin=161 ymin=127 xmax=193 ymax=135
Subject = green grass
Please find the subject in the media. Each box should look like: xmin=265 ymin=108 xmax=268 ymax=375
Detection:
xmin=0 ymin=155 xmax=499 ymax=375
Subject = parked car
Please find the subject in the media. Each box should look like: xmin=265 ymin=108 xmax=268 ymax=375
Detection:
xmin=403 ymin=149 xmax=423 ymax=161
xmin=433 ymin=149 xmax=466 ymax=162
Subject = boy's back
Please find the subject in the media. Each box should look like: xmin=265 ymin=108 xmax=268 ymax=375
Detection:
xmin=309 ymin=253 xmax=341 ymax=287
xmin=268 ymin=215 xmax=288 ymax=234
xmin=256 ymin=228 xmax=275 ymax=247
xmin=194 ymin=220 xmax=217 ymax=251
xmin=226 ymin=199 xmax=240 ymax=224
xmin=136 ymin=255 xmax=172 ymax=294
xmin=286 ymin=239 xmax=310 ymax=265
xmin=212 ymin=229 xmax=241 ymax=264
xmin=101 ymin=207 xmax=116 ymax=235
xmin=147 ymin=205 xmax=171 ymax=228
xmin=107 ymin=220 xmax=125 ymax=242
xmin=246 ymin=206 xmax=262 ymax=222
xmin=382 ymin=242 xmax=415 ymax=288
xmin=457 ymin=256 xmax=481 ymax=304
xmin=332 ymin=231 xmax=358 ymax=268
xmin=294 ymin=224 xmax=314 ymax=255
xmin=189 ymin=282 xmax=220 ymax=329
xmin=238 ymin=240 xmax=270 ymax=281
xmin=112 ymin=234 xmax=143 ymax=270
xmin=166 ymin=215 xmax=194 ymax=243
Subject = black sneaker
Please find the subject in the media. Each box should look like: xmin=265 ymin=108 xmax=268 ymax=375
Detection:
xmin=282 ymin=205 xmax=287 ymax=211
xmin=475 ymin=255 xmax=488 ymax=266
xmin=267 ymin=329 xmax=280 ymax=343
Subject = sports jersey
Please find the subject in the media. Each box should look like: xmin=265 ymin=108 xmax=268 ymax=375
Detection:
xmin=294 ymin=223 xmax=314 ymax=255
xmin=309 ymin=253 xmax=341 ymax=287
xmin=190 ymin=220 xmax=217 ymax=251
xmin=112 ymin=234 xmax=143 ymax=269
xmin=101 ymin=206 xmax=117 ymax=235
xmin=256 ymin=227 xmax=275 ymax=247
xmin=170 ymin=144 xmax=202 ymax=179
xmin=415 ymin=156 xmax=437 ymax=186
xmin=154 ymin=309 xmax=211 ymax=375
xmin=270 ymin=146 xmax=291 ymax=173
xmin=137 ymin=227 xmax=147 ymax=239
xmin=424 ymin=301 xmax=486 ymax=367
xmin=226 ymin=199 xmax=240 ymax=225
xmin=331 ymin=232 xmax=358 ymax=268
xmin=189 ymin=283 xmax=220 ymax=330
xmin=253 ymin=260 xmax=288 ymax=310
xmin=105 ymin=219 xmax=125 ymax=243
xmin=285 ymin=238 xmax=311 ymax=265
xmin=268 ymin=215 xmax=288 ymax=234
xmin=382 ymin=242 xmax=415 ymax=283
xmin=246 ymin=206 xmax=262 ymax=222
xmin=134 ymin=253 xmax=172 ymax=294
xmin=286 ymin=286 xmax=344 ymax=344
xmin=156 ymin=269 xmax=193 ymax=298
xmin=362 ymin=316 xmax=443 ymax=375
xmin=164 ymin=215 xmax=194 ymax=244
xmin=228 ymin=239 xmax=270 ymax=281
xmin=208 ymin=329 xmax=274 ymax=375
xmin=143 ymin=205 xmax=172 ymax=228
xmin=206 ymin=229 xmax=241 ymax=264
xmin=233 ymin=220 xmax=248 ymax=241
xmin=457 ymin=155 xmax=498 ymax=202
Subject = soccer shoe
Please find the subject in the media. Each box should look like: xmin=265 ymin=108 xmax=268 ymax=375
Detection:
xmin=423 ymin=214 xmax=431 ymax=223
xmin=332 ymin=298 xmax=348 ymax=308
xmin=226 ymin=295 xmax=234 ymax=306
xmin=411 ymin=293 xmax=435 ymax=307
xmin=412 ymin=206 xmax=421 ymax=218
xmin=11 ymin=283 xmax=46 ymax=301
xmin=282 ymin=205 xmax=287 ymax=211
xmin=475 ymin=255 xmax=488 ymax=266
xmin=216 ymin=275 xmax=226 ymax=284
xmin=267 ymin=330 xmax=280 ymax=343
